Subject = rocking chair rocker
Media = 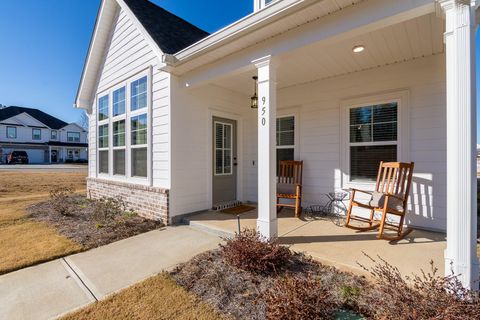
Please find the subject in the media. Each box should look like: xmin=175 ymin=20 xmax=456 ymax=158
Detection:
xmin=345 ymin=161 xmax=415 ymax=241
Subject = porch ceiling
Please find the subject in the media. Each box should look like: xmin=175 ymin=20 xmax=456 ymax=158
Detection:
xmin=211 ymin=12 xmax=445 ymax=95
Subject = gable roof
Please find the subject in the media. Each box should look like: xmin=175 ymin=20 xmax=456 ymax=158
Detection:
xmin=75 ymin=0 xmax=209 ymax=110
xmin=0 ymin=106 xmax=68 ymax=129
xmin=123 ymin=0 xmax=209 ymax=55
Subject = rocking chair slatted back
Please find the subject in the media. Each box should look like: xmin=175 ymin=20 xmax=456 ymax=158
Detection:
xmin=375 ymin=161 xmax=415 ymax=204
xmin=278 ymin=160 xmax=303 ymax=185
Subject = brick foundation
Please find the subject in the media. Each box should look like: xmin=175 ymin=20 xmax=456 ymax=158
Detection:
xmin=87 ymin=178 xmax=169 ymax=223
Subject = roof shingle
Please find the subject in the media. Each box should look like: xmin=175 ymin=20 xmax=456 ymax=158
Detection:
xmin=0 ymin=106 xmax=69 ymax=129
xmin=123 ymin=0 xmax=210 ymax=54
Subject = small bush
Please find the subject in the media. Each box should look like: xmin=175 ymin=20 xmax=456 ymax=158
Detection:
xmin=49 ymin=186 xmax=76 ymax=216
xmin=264 ymin=275 xmax=337 ymax=320
xmin=92 ymin=197 xmax=127 ymax=223
xmin=220 ymin=229 xmax=292 ymax=275
xmin=359 ymin=254 xmax=480 ymax=320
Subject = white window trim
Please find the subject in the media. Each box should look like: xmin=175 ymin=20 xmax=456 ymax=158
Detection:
xmin=95 ymin=67 xmax=152 ymax=185
xmin=340 ymin=90 xmax=410 ymax=190
xmin=214 ymin=121 xmax=233 ymax=176
xmin=51 ymin=130 xmax=57 ymax=140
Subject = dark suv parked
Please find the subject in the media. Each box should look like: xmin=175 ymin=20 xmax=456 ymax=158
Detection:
xmin=7 ymin=151 xmax=29 ymax=164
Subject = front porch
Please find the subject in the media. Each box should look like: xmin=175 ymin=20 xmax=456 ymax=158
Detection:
xmin=185 ymin=208 xmax=446 ymax=277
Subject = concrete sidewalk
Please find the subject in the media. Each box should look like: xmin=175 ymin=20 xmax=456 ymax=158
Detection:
xmin=0 ymin=226 xmax=220 ymax=320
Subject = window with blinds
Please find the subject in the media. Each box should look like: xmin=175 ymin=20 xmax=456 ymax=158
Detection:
xmin=276 ymin=116 xmax=295 ymax=173
xmin=349 ymin=103 xmax=398 ymax=181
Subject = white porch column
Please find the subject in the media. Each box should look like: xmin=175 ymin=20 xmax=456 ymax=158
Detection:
xmin=254 ymin=55 xmax=278 ymax=239
xmin=439 ymin=0 xmax=479 ymax=289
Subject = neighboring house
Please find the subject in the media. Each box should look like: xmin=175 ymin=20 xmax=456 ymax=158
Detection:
xmin=75 ymin=0 xmax=479 ymax=288
xmin=0 ymin=106 xmax=88 ymax=164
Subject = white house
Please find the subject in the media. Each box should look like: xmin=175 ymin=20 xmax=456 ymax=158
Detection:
xmin=75 ymin=0 xmax=479 ymax=288
xmin=0 ymin=106 xmax=88 ymax=163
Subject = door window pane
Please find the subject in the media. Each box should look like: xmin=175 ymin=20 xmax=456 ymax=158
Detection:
xmin=131 ymin=114 xmax=147 ymax=145
xmin=131 ymin=76 xmax=147 ymax=111
xmin=132 ymin=148 xmax=147 ymax=177
xmin=214 ymin=122 xmax=233 ymax=175
xmin=113 ymin=150 xmax=125 ymax=175
xmin=113 ymin=87 xmax=126 ymax=116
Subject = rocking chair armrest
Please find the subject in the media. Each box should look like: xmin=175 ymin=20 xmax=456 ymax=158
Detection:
xmin=350 ymin=188 xmax=373 ymax=196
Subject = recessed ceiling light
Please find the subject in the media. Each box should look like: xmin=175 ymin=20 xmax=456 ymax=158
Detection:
xmin=352 ymin=45 xmax=365 ymax=53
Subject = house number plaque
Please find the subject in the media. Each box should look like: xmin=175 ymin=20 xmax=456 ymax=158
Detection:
xmin=261 ymin=96 xmax=267 ymax=126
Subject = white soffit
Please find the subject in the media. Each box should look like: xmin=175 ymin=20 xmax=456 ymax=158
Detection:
xmin=172 ymin=0 xmax=364 ymax=73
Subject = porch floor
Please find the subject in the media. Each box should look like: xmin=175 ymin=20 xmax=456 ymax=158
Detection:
xmin=184 ymin=208 xmax=447 ymax=277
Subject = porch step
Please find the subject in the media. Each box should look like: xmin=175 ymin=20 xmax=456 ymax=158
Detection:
xmin=212 ymin=200 xmax=242 ymax=211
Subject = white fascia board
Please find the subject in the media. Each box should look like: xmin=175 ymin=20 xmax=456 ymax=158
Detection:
xmin=173 ymin=0 xmax=311 ymax=63
xmin=75 ymin=0 xmax=110 ymax=111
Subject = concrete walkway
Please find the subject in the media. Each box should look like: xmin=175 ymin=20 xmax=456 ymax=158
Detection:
xmin=0 ymin=226 xmax=220 ymax=320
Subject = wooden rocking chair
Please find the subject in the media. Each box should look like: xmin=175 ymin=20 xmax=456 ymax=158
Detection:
xmin=345 ymin=161 xmax=415 ymax=241
xmin=277 ymin=160 xmax=303 ymax=218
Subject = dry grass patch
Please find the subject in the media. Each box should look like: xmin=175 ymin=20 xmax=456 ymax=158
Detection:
xmin=0 ymin=170 xmax=87 ymax=274
xmin=61 ymin=273 xmax=225 ymax=320
xmin=0 ymin=171 xmax=86 ymax=198
xmin=0 ymin=221 xmax=81 ymax=274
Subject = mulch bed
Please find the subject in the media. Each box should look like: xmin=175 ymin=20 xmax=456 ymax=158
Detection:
xmin=27 ymin=195 xmax=163 ymax=249
xmin=170 ymin=250 xmax=369 ymax=320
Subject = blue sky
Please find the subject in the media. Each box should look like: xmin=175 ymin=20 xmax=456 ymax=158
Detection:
xmin=0 ymin=1 xmax=479 ymax=141
xmin=0 ymin=0 xmax=252 ymax=124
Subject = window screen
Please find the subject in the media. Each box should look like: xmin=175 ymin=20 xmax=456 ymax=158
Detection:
xmin=113 ymin=149 xmax=125 ymax=176
xmin=99 ymin=150 xmax=109 ymax=174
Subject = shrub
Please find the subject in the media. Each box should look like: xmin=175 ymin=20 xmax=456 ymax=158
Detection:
xmin=49 ymin=186 xmax=76 ymax=216
xmin=220 ymin=229 xmax=292 ymax=275
xmin=359 ymin=254 xmax=480 ymax=320
xmin=92 ymin=197 xmax=127 ymax=223
xmin=264 ymin=275 xmax=337 ymax=320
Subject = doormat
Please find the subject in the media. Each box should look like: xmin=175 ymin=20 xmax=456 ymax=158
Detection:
xmin=221 ymin=205 xmax=256 ymax=215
